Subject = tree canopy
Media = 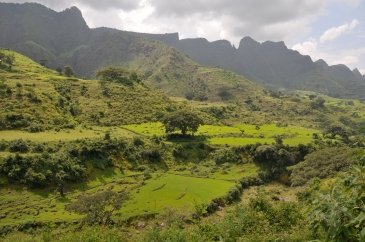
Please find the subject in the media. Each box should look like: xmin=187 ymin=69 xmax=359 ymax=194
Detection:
xmin=162 ymin=110 xmax=203 ymax=135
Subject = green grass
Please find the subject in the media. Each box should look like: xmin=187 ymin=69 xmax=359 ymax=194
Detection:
xmin=122 ymin=123 xmax=166 ymax=136
xmin=0 ymin=126 xmax=135 ymax=142
xmin=122 ymin=122 xmax=318 ymax=146
xmin=121 ymin=173 xmax=234 ymax=217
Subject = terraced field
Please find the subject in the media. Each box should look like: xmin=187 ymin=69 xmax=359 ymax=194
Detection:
xmin=0 ymin=163 xmax=258 ymax=227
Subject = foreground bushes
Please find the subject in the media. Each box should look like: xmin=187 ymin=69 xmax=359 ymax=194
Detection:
xmin=309 ymin=156 xmax=365 ymax=241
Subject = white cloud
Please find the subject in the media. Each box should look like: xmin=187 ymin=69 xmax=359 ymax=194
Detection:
xmin=292 ymin=38 xmax=319 ymax=58
xmin=319 ymin=19 xmax=359 ymax=43
xmin=292 ymin=38 xmax=365 ymax=71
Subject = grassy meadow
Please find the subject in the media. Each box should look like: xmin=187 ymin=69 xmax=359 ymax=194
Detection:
xmin=123 ymin=122 xmax=318 ymax=146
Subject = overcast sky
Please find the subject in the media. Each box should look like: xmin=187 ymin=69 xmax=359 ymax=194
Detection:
xmin=3 ymin=0 xmax=365 ymax=74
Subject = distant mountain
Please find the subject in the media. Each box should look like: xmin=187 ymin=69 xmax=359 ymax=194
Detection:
xmin=1 ymin=2 xmax=364 ymax=100
xmin=138 ymin=34 xmax=365 ymax=99
xmin=0 ymin=2 xmax=262 ymax=102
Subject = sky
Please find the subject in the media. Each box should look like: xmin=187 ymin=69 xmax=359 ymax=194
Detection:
xmin=3 ymin=0 xmax=365 ymax=74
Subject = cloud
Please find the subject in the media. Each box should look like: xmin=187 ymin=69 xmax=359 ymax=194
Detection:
xmin=292 ymin=38 xmax=319 ymax=58
xmin=145 ymin=0 xmax=327 ymax=43
xmin=320 ymin=19 xmax=359 ymax=43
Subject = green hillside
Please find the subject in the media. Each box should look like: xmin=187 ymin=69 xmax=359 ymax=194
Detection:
xmin=0 ymin=49 xmax=174 ymax=131
xmin=2 ymin=49 xmax=365 ymax=135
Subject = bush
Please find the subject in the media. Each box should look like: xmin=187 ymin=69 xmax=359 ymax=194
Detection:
xmin=289 ymin=146 xmax=356 ymax=186
xmin=253 ymin=145 xmax=311 ymax=181
xmin=66 ymin=190 xmax=128 ymax=225
xmin=0 ymin=152 xmax=85 ymax=188
xmin=309 ymin=157 xmax=365 ymax=241
xmin=141 ymin=149 xmax=162 ymax=163
xmin=8 ymin=139 xmax=29 ymax=153
xmin=96 ymin=66 xmax=140 ymax=85
xmin=213 ymin=148 xmax=242 ymax=165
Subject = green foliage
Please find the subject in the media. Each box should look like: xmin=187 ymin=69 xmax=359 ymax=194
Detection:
xmin=324 ymin=124 xmax=349 ymax=141
xmin=8 ymin=139 xmax=29 ymax=153
xmin=212 ymin=148 xmax=242 ymax=165
xmin=66 ymin=189 xmax=128 ymax=225
xmin=289 ymin=146 xmax=356 ymax=186
xmin=0 ymin=153 xmax=84 ymax=187
xmin=309 ymin=157 xmax=365 ymax=241
xmin=0 ymin=138 xmax=130 ymax=188
xmin=96 ymin=66 xmax=140 ymax=85
xmin=162 ymin=110 xmax=203 ymax=135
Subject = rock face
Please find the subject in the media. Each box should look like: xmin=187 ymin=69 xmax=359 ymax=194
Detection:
xmin=1 ymin=2 xmax=364 ymax=99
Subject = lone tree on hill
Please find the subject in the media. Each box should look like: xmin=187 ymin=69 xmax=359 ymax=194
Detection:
xmin=162 ymin=110 xmax=203 ymax=136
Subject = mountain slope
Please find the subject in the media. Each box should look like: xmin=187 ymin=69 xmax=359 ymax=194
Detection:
xmin=138 ymin=34 xmax=365 ymax=99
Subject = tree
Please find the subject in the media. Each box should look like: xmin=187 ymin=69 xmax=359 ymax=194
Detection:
xmin=64 ymin=65 xmax=74 ymax=77
xmin=66 ymin=189 xmax=128 ymax=225
xmin=162 ymin=110 xmax=203 ymax=136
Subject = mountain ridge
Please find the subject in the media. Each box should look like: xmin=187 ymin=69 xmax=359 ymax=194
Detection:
xmin=134 ymin=32 xmax=365 ymax=99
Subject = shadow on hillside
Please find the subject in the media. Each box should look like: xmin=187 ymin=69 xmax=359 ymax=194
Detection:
xmin=166 ymin=134 xmax=208 ymax=143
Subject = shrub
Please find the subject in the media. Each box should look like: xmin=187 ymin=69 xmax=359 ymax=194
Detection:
xmin=96 ymin=66 xmax=140 ymax=85
xmin=253 ymin=145 xmax=307 ymax=181
xmin=141 ymin=149 xmax=162 ymax=163
xmin=309 ymin=157 xmax=365 ymax=241
xmin=289 ymin=146 xmax=356 ymax=186
xmin=8 ymin=139 xmax=29 ymax=153
xmin=213 ymin=148 xmax=242 ymax=165
xmin=66 ymin=190 xmax=128 ymax=225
